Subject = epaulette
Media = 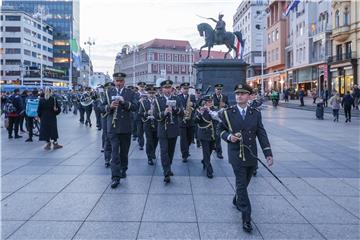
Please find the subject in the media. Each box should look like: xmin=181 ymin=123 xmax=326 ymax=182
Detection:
xmin=225 ymin=105 xmax=236 ymax=113
xmin=250 ymin=106 xmax=260 ymax=112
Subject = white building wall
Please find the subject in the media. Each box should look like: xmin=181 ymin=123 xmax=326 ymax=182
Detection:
xmin=1 ymin=10 xmax=53 ymax=84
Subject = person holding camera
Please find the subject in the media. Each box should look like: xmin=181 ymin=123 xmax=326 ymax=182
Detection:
xmin=154 ymin=80 xmax=183 ymax=183
xmin=102 ymin=72 xmax=137 ymax=189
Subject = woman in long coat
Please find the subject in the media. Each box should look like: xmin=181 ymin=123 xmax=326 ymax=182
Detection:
xmin=38 ymin=87 xmax=63 ymax=150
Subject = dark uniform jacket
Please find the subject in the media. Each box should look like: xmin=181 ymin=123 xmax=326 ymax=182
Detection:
xmin=194 ymin=108 xmax=216 ymax=141
xmin=177 ymin=94 xmax=196 ymax=127
xmin=138 ymin=98 xmax=157 ymax=130
xmin=154 ymin=95 xmax=183 ymax=138
xmin=218 ymin=106 xmax=272 ymax=167
xmin=102 ymin=86 xmax=137 ymax=134
xmin=212 ymin=93 xmax=229 ymax=110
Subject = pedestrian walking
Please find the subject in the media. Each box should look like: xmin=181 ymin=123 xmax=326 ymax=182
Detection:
xmin=342 ymin=91 xmax=354 ymax=123
xmin=329 ymin=93 xmax=341 ymax=122
xmin=38 ymin=87 xmax=63 ymax=150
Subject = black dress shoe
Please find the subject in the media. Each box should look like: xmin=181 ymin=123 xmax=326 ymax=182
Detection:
xmin=217 ymin=153 xmax=224 ymax=159
xmin=182 ymin=157 xmax=188 ymax=163
xmin=111 ymin=179 xmax=120 ymax=188
xmin=242 ymin=221 xmax=253 ymax=233
xmin=201 ymin=160 xmax=205 ymax=170
xmin=15 ymin=135 xmax=23 ymax=139
xmin=253 ymin=170 xmax=257 ymax=176
xmin=132 ymin=137 xmax=137 ymax=141
xmin=105 ymin=162 xmax=110 ymax=168
xmin=139 ymin=146 xmax=144 ymax=150
xmin=101 ymin=148 xmax=104 ymax=153
xmin=8 ymin=135 xmax=13 ymax=139
xmin=169 ymin=171 xmax=174 ymax=176
xmin=25 ymin=138 xmax=33 ymax=142
xmin=206 ymin=165 xmax=213 ymax=178
xmin=164 ymin=175 xmax=171 ymax=183
xmin=148 ymin=159 xmax=154 ymax=165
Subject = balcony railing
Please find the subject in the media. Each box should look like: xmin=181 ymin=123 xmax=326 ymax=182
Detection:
xmin=328 ymin=52 xmax=356 ymax=63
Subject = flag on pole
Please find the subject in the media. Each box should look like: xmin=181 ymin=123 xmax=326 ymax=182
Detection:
xmin=284 ymin=0 xmax=300 ymax=17
xmin=70 ymin=38 xmax=81 ymax=69
xmin=234 ymin=37 xmax=241 ymax=59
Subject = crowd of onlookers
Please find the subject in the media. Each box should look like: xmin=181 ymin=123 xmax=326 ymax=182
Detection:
xmin=263 ymin=84 xmax=359 ymax=123
xmin=1 ymin=87 xmax=70 ymax=149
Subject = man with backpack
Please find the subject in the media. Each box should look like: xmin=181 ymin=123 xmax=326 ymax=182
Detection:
xmin=25 ymin=89 xmax=40 ymax=142
xmin=5 ymin=88 xmax=24 ymax=139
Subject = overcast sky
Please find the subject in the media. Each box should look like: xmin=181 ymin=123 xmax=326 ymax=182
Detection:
xmin=80 ymin=0 xmax=239 ymax=75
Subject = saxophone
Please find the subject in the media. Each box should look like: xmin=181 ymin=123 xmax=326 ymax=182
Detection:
xmin=183 ymin=95 xmax=193 ymax=123
xmin=148 ymin=98 xmax=155 ymax=128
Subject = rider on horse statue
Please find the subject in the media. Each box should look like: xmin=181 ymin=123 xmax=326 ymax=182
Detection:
xmin=208 ymin=13 xmax=226 ymax=44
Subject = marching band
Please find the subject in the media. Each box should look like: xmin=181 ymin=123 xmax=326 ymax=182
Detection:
xmin=78 ymin=71 xmax=273 ymax=233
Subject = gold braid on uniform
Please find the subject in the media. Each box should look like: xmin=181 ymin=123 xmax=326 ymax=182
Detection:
xmin=223 ymin=108 xmax=246 ymax=162
xmin=199 ymin=112 xmax=215 ymax=140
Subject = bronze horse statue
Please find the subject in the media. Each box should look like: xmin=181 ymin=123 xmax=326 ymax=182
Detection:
xmin=197 ymin=23 xmax=245 ymax=59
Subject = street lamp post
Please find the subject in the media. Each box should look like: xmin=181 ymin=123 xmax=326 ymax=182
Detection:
xmin=84 ymin=38 xmax=95 ymax=87
xmin=33 ymin=5 xmax=49 ymax=89
xmin=131 ymin=45 xmax=139 ymax=86
xmin=255 ymin=11 xmax=267 ymax=97
xmin=19 ymin=64 xmax=25 ymax=86
xmin=186 ymin=47 xmax=193 ymax=84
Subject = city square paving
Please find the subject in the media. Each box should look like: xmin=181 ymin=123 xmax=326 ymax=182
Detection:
xmin=1 ymin=105 xmax=359 ymax=239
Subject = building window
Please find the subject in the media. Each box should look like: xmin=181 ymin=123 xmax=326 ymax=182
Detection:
xmin=345 ymin=42 xmax=352 ymax=58
xmin=268 ymin=34 xmax=271 ymax=44
xmin=154 ymin=75 xmax=157 ymax=81
xmin=5 ymin=26 xmax=21 ymax=32
xmin=5 ymin=71 xmax=21 ymax=76
xmin=336 ymin=44 xmax=342 ymax=60
xmin=5 ymin=37 xmax=21 ymax=43
xmin=5 ymin=48 xmax=21 ymax=54
xmin=166 ymin=54 xmax=171 ymax=61
xmin=173 ymin=65 xmax=179 ymax=73
xmin=5 ymin=15 xmax=21 ymax=21
xmin=275 ymin=29 xmax=279 ymax=41
xmin=159 ymin=53 xmax=165 ymax=61
xmin=53 ymin=58 xmax=69 ymax=63
xmin=175 ymin=76 xmax=178 ymax=82
xmin=344 ymin=8 xmax=350 ymax=26
xmin=5 ymin=59 xmax=21 ymax=65
xmin=335 ymin=10 xmax=340 ymax=27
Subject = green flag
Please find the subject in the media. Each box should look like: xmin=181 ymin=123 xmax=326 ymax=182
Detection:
xmin=70 ymin=38 xmax=79 ymax=54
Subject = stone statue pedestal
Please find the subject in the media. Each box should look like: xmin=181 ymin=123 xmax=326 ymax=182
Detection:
xmin=194 ymin=59 xmax=248 ymax=104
